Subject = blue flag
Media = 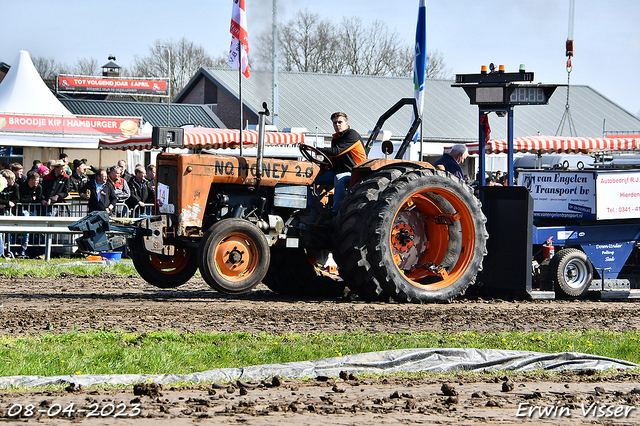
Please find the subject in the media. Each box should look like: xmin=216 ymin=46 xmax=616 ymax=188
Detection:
xmin=413 ymin=0 xmax=427 ymax=143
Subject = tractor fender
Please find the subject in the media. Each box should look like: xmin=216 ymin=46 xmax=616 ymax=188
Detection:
xmin=351 ymin=158 xmax=434 ymax=184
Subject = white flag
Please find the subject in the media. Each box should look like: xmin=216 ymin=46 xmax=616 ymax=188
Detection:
xmin=228 ymin=0 xmax=250 ymax=78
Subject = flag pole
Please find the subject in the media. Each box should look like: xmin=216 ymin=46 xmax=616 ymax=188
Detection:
xmin=420 ymin=121 xmax=423 ymax=161
xmin=239 ymin=41 xmax=243 ymax=156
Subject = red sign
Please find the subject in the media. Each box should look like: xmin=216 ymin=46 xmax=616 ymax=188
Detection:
xmin=0 ymin=113 xmax=141 ymax=137
xmin=57 ymin=75 xmax=168 ymax=96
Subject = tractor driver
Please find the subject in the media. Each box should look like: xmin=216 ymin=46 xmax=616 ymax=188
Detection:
xmin=311 ymin=112 xmax=367 ymax=213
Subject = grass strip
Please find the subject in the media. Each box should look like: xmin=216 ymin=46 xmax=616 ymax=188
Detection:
xmin=0 ymin=329 xmax=638 ymax=378
xmin=0 ymin=258 xmax=138 ymax=277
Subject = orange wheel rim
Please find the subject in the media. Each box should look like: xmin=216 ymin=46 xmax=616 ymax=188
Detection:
xmin=213 ymin=233 xmax=259 ymax=281
xmin=150 ymin=248 xmax=192 ymax=274
xmin=389 ymin=187 xmax=475 ymax=291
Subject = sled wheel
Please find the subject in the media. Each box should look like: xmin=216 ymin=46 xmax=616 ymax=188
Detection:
xmin=549 ymin=248 xmax=593 ymax=298
xmin=130 ymin=246 xmax=198 ymax=289
xmin=198 ymin=219 xmax=270 ymax=295
xmin=367 ymin=168 xmax=486 ymax=303
xmin=333 ymin=164 xmax=424 ymax=301
xmin=262 ymin=247 xmax=346 ymax=298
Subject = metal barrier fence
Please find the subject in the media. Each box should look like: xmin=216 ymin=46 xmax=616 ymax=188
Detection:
xmin=1 ymin=200 xmax=155 ymax=258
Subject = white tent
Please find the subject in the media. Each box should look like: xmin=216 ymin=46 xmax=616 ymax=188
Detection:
xmin=0 ymin=51 xmax=73 ymax=116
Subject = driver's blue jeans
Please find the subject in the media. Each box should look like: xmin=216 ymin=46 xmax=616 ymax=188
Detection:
xmin=308 ymin=171 xmax=351 ymax=212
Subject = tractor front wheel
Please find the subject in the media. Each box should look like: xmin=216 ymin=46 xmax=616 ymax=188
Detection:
xmin=198 ymin=219 xmax=270 ymax=295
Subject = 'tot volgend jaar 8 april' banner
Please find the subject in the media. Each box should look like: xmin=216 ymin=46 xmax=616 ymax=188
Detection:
xmin=57 ymin=75 xmax=168 ymax=96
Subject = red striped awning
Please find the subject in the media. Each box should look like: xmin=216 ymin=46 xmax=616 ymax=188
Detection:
xmin=99 ymin=128 xmax=305 ymax=150
xmin=99 ymin=134 xmax=154 ymax=150
xmin=465 ymin=135 xmax=640 ymax=155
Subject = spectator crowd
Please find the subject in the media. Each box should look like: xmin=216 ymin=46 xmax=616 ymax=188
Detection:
xmin=0 ymin=153 xmax=157 ymax=258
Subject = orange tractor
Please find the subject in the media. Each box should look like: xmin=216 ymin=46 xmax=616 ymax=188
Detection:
xmin=72 ymin=99 xmax=487 ymax=303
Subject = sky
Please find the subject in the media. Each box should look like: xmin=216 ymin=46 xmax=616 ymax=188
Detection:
xmin=2 ymin=0 xmax=639 ymax=117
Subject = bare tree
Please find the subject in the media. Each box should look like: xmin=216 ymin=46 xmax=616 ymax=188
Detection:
xmin=396 ymin=47 xmax=452 ymax=79
xmin=425 ymin=49 xmax=451 ymax=79
xmin=129 ymin=37 xmax=216 ymax=100
xmin=72 ymin=57 xmax=100 ymax=76
xmin=339 ymin=17 xmax=404 ymax=76
xmin=254 ymin=9 xmax=450 ymax=79
xmin=279 ymin=10 xmax=338 ymax=72
xmin=212 ymin=54 xmax=229 ymax=67
xmin=31 ymin=56 xmax=66 ymax=80
xmin=32 ymin=55 xmax=105 ymax=79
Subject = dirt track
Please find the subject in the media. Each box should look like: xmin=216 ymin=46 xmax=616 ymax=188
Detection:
xmin=0 ymin=274 xmax=639 ymax=424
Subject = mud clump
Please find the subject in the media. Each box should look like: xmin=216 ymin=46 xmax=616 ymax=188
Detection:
xmin=133 ymin=382 xmax=163 ymax=397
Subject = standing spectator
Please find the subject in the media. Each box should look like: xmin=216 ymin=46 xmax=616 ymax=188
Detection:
xmin=108 ymin=166 xmax=130 ymax=203
xmin=108 ymin=165 xmax=130 ymax=216
xmin=498 ymin=172 xmax=509 ymax=186
xmin=0 ymin=170 xmax=19 ymax=214
xmin=59 ymin=153 xmax=72 ymax=176
xmin=0 ymin=170 xmax=19 ymax=257
xmin=83 ymin=158 xmax=98 ymax=175
xmin=36 ymin=165 xmax=50 ymax=184
xmin=118 ymin=159 xmax=132 ymax=182
xmin=126 ymin=165 xmax=154 ymax=216
xmin=42 ymin=160 xmax=69 ymax=215
xmin=146 ymin=164 xmax=156 ymax=185
xmin=17 ymin=171 xmax=43 ymax=258
xmin=486 ymin=175 xmax=500 ymax=186
xmin=80 ymin=169 xmax=116 ymax=214
xmin=30 ymin=160 xmax=42 ymax=173
xmin=145 ymin=164 xmax=156 ymax=203
xmin=46 ymin=159 xmax=57 ymax=170
xmin=433 ymin=144 xmax=469 ymax=179
xmin=10 ymin=163 xmax=26 ymax=185
xmin=69 ymin=159 xmax=89 ymax=193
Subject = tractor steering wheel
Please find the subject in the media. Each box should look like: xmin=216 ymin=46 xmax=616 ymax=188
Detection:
xmin=299 ymin=144 xmax=333 ymax=169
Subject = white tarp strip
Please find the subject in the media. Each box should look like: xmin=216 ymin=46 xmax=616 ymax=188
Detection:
xmin=0 ymin=348 xmax=634 ymax=389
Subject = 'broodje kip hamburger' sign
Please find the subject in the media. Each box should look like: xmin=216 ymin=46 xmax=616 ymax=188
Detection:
xmin=0 ymin=113 xmax=141 ymax=137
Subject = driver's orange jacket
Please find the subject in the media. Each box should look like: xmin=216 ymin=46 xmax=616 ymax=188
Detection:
xmin=318 ymin=128 xmax=367 ymax=173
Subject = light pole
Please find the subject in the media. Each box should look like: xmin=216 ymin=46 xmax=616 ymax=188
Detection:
xmin=160 ymin=45 xmax=171 ymax=126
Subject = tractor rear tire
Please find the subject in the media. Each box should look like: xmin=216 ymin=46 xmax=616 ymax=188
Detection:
xmin=130 ymin=245 xmax=198 ymax=289
xmin=336 ymin=167 xmax=487 ymax=303
xmin=198 ymin=219 xmax=270 ymax=295
xmin=549 ymin=248 xmax=593 ymax=298
xmin=333 ymin=164 xmax=422 ymax=301
xmin=262 ymin=247 xmax=346 ymax=298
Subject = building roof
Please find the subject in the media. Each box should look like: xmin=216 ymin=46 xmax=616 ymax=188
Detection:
xmin=61 ymin=99 xmax=224 ymax=128
xmin=180 ymin=67 xmax=640 ymax=142
xmin=101 ymin=61 xmax=120 ymax=69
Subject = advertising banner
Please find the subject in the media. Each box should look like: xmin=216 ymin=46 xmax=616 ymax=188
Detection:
xmin=595 ymin=171 xmax=640 ymax=220
xmin=518 ymin=170 xmax=596 ymax=219
xmin=57 ymin=75 xmax=168 ymax=96
xmin=0 ymin=113 xmax=141 ymax=137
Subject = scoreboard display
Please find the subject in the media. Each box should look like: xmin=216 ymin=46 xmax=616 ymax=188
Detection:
xmin=473 ymin=85 xmax=552 ymax=106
